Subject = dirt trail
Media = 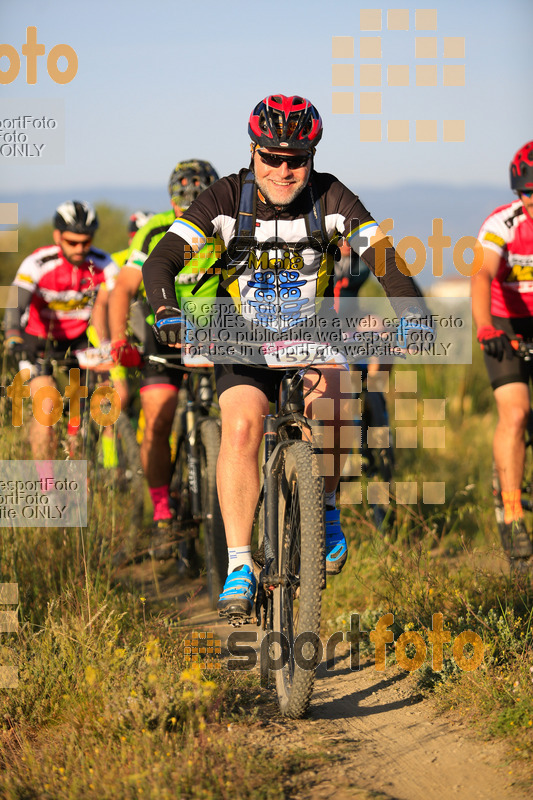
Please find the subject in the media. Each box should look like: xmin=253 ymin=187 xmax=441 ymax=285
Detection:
xmin=119 ymin=559 xmax=528 ymax=800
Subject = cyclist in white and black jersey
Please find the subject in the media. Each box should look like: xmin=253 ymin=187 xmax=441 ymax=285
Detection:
xmin=142 ymin=94 xmax=425 ymax=617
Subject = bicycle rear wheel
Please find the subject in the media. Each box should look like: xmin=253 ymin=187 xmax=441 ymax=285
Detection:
xmin=362 ymin=388 xmax=395 ymax=530
xmin=114 ymin=411 xmax=145 ymax=531
xmin=198 ymin=418 xmax=227 ymax=609
xmin=272 ymin=441 xmax=324 ymax=718
xmin=170 ymin=432 xmax=200 ymax=574
xmin=492 ymin=431 xmax=533 ymax=569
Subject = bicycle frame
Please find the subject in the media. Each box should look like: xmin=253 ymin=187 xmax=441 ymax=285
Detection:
xmin=173 ymin=369 xmax=216 ymax=522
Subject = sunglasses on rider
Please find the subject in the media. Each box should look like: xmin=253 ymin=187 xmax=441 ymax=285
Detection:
xmin=520 ymin=189 xmax=533 ymax=198
xmin=256 ymin=150 xmax=312 ymax=169
xmin=61 ymin=235 xmax=93 ymax=247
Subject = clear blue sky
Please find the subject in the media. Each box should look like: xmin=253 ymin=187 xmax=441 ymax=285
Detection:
xmin=1 ymin=0 xmax=532 ymax=194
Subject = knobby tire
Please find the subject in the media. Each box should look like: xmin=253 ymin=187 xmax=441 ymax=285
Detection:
xmin=198 ymin=418 xmax=227 ymax=609
xmin=272 ymin=441 xmax=324 ymax=718
xmin=114 ymin=412 xmax=145 ymax=531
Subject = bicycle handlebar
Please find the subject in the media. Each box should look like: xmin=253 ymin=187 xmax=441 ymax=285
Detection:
xmin=512 ymin=339 xmax=533 ymax=360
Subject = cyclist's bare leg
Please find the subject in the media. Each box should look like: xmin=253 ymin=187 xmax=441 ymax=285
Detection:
xmin=304 ymin=365 xmax=353 ymax=494
xmin=493 ymin=382 xmax=533 ymax=561
xmin=139 ymin=385 xmax=178 ymax=488
xmin=28 ymin=375 xmax=58 ymax=459
xmin=217 ymin=385 xmax=269 ymax=548
xmin=99 ymin=376 xmax=128 ymax=456
xmin=111 ymin=376 xmax=129 ymax=413
xmin=493 ymin=382 xmax=529 ymax=514
xmin=367 ymin=360 xmax=392 ymax=382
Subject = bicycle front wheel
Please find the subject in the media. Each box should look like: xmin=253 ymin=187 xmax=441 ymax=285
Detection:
xmin=272 ymin=441 xmax=324 ymax=718
xmin=198 ymin=418 xmax=227 ymax=609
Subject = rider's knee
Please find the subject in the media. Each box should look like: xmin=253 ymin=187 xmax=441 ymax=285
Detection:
xmin=502 ymin=404 xmax=530 ymax=433
xmin=144 ymin=413 xmax=173 ymax=440
xmin=222 ymin=414 xmax=263 ymax=451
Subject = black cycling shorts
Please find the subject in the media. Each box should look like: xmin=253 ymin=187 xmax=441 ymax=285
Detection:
xmin=484 ymin=316 xmax=533 ymax=390
xmin=141 ymin=321 xmax=183 ymax=391
xmin=20 ymin=332 xmax=89 ymax=379
xmin=214 ymin=363 xmax=285 ymax=404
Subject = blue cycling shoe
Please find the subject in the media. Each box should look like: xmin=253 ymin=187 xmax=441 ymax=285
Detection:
xmin=217 ymin=564 xmax=257 ymax=618
xmin=325 ymin=508 xmax=348 ymax=575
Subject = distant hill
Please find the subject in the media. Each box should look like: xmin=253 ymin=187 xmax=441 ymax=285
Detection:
xmin=5 ymin=187 xmax=171 ymax=225
xmin=4 ymin=182 xmax=509 ymax=286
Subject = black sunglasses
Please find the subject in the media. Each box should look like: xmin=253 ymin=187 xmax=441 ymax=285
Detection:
xmin=61 ymin=235 xmax=92 ymax=247
xmin=257 ymin=150 xmax=312 ymax=169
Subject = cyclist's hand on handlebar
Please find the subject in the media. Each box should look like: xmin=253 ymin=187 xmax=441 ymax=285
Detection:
xmin=4 ymin=329 xmax=26 ymax=356
xmin=152 ymin=306 xmax=183 ymax=346
xmin=111 ymin=339 xmax=142 ymax=367
xmin=477 ymin=325 xmax=515 ymax=361
xmin=396 ymin=305 xmax=435 ymax=348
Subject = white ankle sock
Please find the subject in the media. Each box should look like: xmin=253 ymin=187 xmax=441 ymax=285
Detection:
xmin=227 ymin=545 xmax=253 ymax=574
xmin=325 ymin=490 xmax=336 ymax=509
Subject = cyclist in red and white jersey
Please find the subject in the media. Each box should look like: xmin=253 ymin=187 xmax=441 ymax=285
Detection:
xmin=4 ymin=200 xmax=118 ymax=462
xmin=472 ymin=141 xmax=533 ymax=565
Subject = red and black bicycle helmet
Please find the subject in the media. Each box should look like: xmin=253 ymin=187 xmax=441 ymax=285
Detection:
xmin=248 ymin=94 xmax=323 ymax=150
xmin=510 ymin=141 xmax=533 ymax=192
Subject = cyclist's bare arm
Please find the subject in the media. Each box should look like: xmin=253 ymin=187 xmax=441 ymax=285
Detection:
xmin=142 ymin=232 xmax=189 ymax=315
xmin=3 ymin=286 xmax=32 ymax=339
xmin=350 ymin=225 xmax=425 ymax=303
xmin=471 ymin=247 xmax=500 ymax=331
xmin=108 ymin=266 xmax=143 ymax=342
xmin=91 ymin=285 xmax=112 ymax=343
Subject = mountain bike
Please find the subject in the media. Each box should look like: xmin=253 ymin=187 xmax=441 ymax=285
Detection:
xmin=45 ymin=348 xmax=145 ymax=533
xmin=242 ymin=364 xmax=326 ymax=719
xmin=132 ymin=351 xmax=226 ymax=606
xmin=0 ymin=343 xmax=145 ymax=536
xmin=60 ymin=346 xmax=145 ymax=528
xmin=156 ymin=356 xmax=227 ymax=609
xmin=183 ymin=316 xmax=430 ymax=716
xmin=344 ymin=365 xmax=395 ymax=530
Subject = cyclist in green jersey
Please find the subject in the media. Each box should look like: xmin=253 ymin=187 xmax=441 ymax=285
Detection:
xmin=111 ymin=210 xmax=155 ymax=268
xmin=86 ymin=211 xmax=155 ymax=469
xmin=109 ymin=160 xmax=220 ymax=549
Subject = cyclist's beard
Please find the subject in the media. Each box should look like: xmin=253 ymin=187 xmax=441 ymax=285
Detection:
xmin=254 ymin=174 xmax=307 ymax=208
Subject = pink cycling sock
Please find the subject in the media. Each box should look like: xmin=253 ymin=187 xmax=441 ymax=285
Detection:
xmin=36 ymin=460 xmax=54 ymax=492
xmin=149 ymin=484 xmax=171 ymax=521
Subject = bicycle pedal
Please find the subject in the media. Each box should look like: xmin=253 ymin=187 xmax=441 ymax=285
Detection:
xmin=149 ymin=543 xmax=175 ymax=561
xmin=219 ymin=610 xmax=255 ymax=627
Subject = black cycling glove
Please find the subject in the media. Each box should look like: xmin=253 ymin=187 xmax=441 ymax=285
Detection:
xmin=152 ymin=306 xmax=183 ymax=346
